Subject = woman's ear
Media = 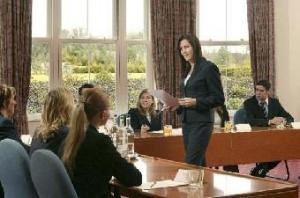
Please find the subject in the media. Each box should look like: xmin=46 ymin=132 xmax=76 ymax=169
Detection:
xmin=99 ymin=110 xmax=110 ymax=124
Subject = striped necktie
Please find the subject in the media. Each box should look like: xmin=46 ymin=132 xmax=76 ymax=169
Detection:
xmin=260 ymin=101 xmax=268 ymax=118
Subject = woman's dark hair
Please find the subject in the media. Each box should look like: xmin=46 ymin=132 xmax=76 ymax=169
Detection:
xmin=177 ymin=34 xmax=203 ymax=77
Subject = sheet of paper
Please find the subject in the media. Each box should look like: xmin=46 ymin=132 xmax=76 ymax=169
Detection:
xmin=235 ymin=124 xmax=252 ymax=132
xmin=152 ymin=90 xmax=179 ymax=107
xmin=291 ymin=122 xmax=300 ymax=129
xmin=138 ymin=180 xmax=188 ymax=190
xmin=150 ymin=130 xmax=164 ymax=134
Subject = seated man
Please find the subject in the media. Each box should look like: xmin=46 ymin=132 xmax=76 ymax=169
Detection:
xmin=244 ymin=80 xmax=294 ymax=177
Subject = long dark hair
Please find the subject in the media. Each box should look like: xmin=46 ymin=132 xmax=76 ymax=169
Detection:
xmin=177 ymin=34 xmax=203 ymax=78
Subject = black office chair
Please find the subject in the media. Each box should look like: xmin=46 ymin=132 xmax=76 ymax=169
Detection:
xmin=233 ymin=108 xmax=248 ymax=125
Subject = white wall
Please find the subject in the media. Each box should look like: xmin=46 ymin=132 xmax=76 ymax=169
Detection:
xmin=275 ymin=0 xmax=300 ymax=121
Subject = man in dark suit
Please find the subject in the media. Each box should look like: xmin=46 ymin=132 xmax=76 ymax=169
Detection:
xmin=244 ymin=80 xmax=294 ymax=177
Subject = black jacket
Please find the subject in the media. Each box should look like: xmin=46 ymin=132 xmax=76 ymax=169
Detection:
xmin=128 ymin=108 xmax=162 ymax=132
xmin=178 ymin=58 xmax=225 ymax=123
xmin=70 ymin=125 xmax=142 ymax=198
xmin=244 ymin=96 xmax=294 ymax=127
xmin=30 ymin=125 xmax=69 ymax=156
xmin=0 ymin=115 xmax=29 ymax=151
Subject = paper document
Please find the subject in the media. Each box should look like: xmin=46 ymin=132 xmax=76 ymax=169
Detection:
xmin=291 ymin=122 xmax=300 ymax=129
xmin=152 ymin=90 xmax=179 ymax=107
xmin=138 ymin=180 xmax=188 ymax=190
xmin=235 ymin=124 xmax=252 ymax=132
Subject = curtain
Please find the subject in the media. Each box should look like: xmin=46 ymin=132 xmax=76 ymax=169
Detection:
xmin=247 ymin=0 xmax=275 ymax=94
xmin=0 ymin=0 xmax=32 ymax=134
xmin=151 ymin=0 xmax=196 ymax=127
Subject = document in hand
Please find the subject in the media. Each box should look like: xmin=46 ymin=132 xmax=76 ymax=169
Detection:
xmin=152 ymin=90 xmax=179 ymax=107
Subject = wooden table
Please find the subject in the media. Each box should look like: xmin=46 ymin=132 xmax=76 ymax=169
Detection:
xmin=134 ymin=128 xmax=300 ymax=166
xmin=111 ymin=155 xmax=298 ymax=197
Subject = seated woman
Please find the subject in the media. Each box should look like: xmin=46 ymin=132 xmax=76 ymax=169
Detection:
xmin=128 ymin=89 xmax=162 ymax=132
xmin=0 ymin=84 xmax=29 ymax=197
xmin=0 ymin=84 xmax=28 ymax=149
xmin=30 ymin=88 xmax=74 ymax=156
xmin=61 ymin=88 xmax=142 ymax=198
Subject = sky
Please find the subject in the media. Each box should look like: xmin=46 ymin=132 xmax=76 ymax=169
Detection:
xmin=32 ymin=0 xmax=248 ymax=41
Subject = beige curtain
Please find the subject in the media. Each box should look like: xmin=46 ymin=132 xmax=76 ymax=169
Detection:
xmin=247 ymin=0 xmax=275 ymax=94
xmin=0 ymin=0 xmax=32 ymax=134
xmin=151 ymin=0 xmax=196 ymax=127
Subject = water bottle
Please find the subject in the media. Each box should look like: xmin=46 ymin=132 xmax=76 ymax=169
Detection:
xmin=126 ymin=116 xmax=135 ymax=158
xmin=116 ymin=115 xmax=128 ymax=158
xmin=109 ymin=114 xmax=119 ymax=147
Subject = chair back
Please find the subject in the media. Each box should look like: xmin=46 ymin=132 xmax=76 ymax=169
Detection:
xmin=0 ymin=139 xmax=38 ymax=198
xmin=233 ymin=108 xmax=248 ymax=125
xmin=30 ymin=149 xmax=78 ymax=198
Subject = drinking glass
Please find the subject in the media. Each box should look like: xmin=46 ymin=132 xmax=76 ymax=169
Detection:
xmin=224 ymin=121 xmax=233 ymax=133
xmin=163 ymin=125 xmax=172 ymax=136
xmin=189 ymin=169 xmax=204 ymax=188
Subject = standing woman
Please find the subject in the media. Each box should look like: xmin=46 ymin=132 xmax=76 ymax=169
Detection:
xmin=176 ymin=34 xmax=225 ymax=166
xmin=61 ymin=88 xmax=141 ymax=198
xmin=30 ymin=88 xmax=74 ymax=155
xmin=128 ymin=89 xmax=162 ymax=132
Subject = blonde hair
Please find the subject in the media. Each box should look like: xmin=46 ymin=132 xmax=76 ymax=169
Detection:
xmin=62 ymin=87 xmax=109 ymax=173
xmin=137 ymin=89 xmax=156 ymax=117
xmin=35 ymin=88 xmax=74 ymax=140
xmin=0 ymin=84 xmax=16 ymax=111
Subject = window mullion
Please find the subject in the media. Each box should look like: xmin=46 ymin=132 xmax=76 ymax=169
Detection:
xmin=50 ymin=0 xmax=61 ymax=89
xmin=116 ymin=0 xmax=128 ymax=114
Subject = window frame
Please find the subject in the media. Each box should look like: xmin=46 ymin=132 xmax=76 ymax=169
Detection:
xmin=31 ymin=0 xmax=152 ymax=116
xmin=197 ymin=0 xmax=251 ymax=108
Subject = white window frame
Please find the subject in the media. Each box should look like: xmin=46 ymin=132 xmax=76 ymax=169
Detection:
xmin=31 ymin=0 xmax=152 ymax=116
xmin=197 ymin=0 xmax=250 ymax=105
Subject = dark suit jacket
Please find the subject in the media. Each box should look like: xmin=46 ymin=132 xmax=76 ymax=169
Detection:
xmin=178 ymin=58 xmax=225 ymax=123
xmin=30 ymin=125 xmax=68 ymax=156
xmin=0 ymin=115 xmax=29 ymax=151
xmin=70 ymin=125 xmax=142 ymax=198
xmin=244 ymin=96 xmax=294 ymax=127
xmin=128 ymin=108 xmax=162 ymax=132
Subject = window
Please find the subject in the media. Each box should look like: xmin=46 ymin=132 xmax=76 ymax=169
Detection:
xmin=198 ymin=0 xmax=253 ymax=110
xmin=30 ymin=0 xmax=50 ymax=115
xmin=30 ymin=0 xmax=150 ymax=114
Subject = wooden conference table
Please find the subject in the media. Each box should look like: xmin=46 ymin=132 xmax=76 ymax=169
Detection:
xmin=111 ymin=155 xmax=298 ymax=197
xmin=134 ymin=128 xmax=300 ymax=166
